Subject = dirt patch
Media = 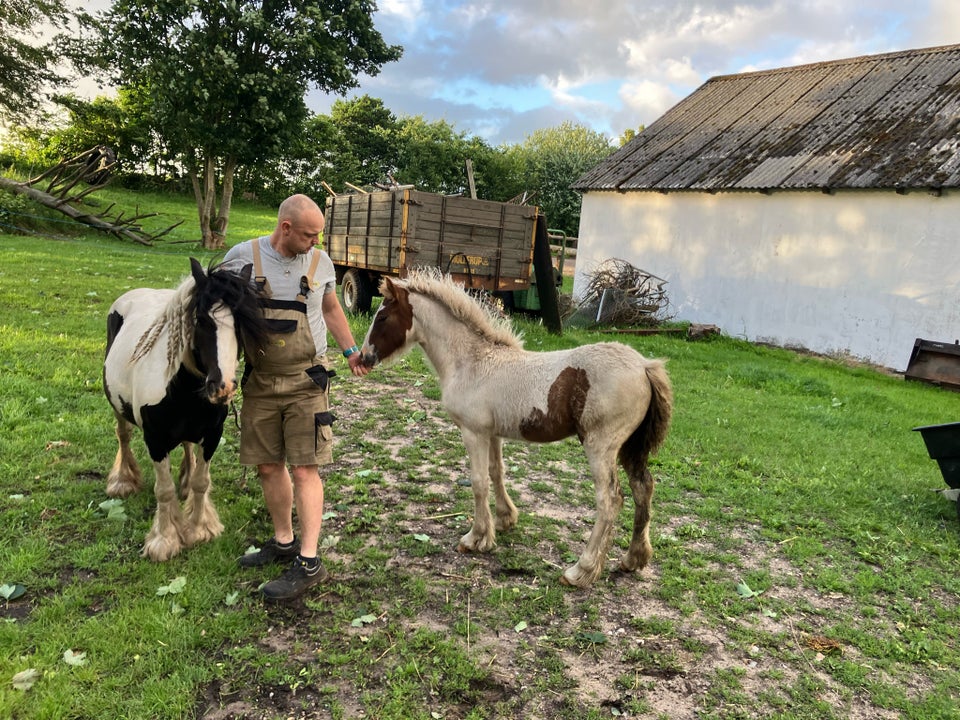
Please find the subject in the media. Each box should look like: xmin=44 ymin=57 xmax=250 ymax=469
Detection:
xmin=197 ymin=373 xmax=917 ymax=719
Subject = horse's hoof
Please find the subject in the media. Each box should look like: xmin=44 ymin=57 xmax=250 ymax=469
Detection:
xmin=183 ymin=522 xmax=224 ymax=547
xmin=141 ymin=539 xmax=182 ymax=562
xmin=620 ymin=544 xmax=652 ymax=572
xmin=142 ymin=526 xmax=185 ymax=561
xmin=458 ymin=532 xmax=495 ymax=554
xmin=495 ymin=511 xmax=519 ymax=533
xmin=106 ymin=478 xmax=140 ymax=498
xmin=561 ymin=564 xmax=596 ymax=588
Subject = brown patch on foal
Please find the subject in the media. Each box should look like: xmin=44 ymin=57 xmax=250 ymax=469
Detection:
xmin=519 ymin=366 xmax=589 ymax=442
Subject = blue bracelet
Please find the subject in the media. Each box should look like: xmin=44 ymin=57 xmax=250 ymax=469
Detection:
xmin=343 ymin=345 xmax=359 ymax=358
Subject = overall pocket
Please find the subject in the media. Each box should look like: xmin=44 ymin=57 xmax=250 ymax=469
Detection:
xmin=306 ymin=364 xmax=337 ymax=391
xmin=314 ymin=411 xmax=336 ymax=452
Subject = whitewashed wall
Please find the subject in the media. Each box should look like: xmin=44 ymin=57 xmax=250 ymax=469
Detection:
xmin=574 ymin=189 xmax=960 ymax=371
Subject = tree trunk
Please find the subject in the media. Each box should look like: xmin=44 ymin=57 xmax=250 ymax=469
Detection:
xmin=189 ymin=160 xmax=208 ymax=247
xmin=190 ymin=153 xmax=235 ymax=250
xmin=210 ymin=155 xmax=237 ymax=248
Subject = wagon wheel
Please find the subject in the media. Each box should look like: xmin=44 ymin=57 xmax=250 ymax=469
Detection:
xmin=341 ymin=269 xmax=373 ymax=314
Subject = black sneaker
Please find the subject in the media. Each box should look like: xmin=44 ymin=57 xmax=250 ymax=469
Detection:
xmin=238 ymin=537 xmax=300 ymax=568
xmin=261 ymin=556 xmax=329 ymax=601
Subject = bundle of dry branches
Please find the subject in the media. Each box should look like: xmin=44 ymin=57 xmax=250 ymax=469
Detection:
xmin=0 ymin=146 xmax=182 ymax=245
xmin=578 ymin=258 xmax=672 ymax=327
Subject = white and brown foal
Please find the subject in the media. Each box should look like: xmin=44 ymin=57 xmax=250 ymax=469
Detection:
xmin=360 ymin=270 xmax=673 ymax=588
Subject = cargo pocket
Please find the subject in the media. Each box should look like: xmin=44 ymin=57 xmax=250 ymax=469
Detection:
xmin=314 ymin=411 xmax=336 ymax=452
xmin=306 ymin=364 xmax=336 ymax=391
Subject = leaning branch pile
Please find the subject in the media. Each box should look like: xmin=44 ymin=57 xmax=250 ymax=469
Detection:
xmin=574 ymin=258 xmax=673 ymax=327
xmin=0 ymin=146 xmax=182 ymax=245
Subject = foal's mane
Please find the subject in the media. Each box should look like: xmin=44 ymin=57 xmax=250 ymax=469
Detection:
xmin=401 ymin=269 xmax=523 ymax=349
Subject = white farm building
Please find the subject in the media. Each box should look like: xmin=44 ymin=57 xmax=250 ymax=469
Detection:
xmin=572 ymin=44 xmax=960 ymax=371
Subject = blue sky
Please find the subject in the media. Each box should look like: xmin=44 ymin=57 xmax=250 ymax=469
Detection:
xmin=72 ymin=1 xmax=959 ymax=146
xmin=306 ymin=0 xmax=959 ymax=145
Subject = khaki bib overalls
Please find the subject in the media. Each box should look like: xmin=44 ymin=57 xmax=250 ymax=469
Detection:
xmin=239 ymin=239 xmax=336 ymax=466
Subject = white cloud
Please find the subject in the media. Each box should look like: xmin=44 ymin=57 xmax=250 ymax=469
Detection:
xmin=42 ymin=0 xmax=954 ymax=145
xmin=376 ymin=0 xmax=426 ymax=34
xmin=619 ymin=79 xmax=681 ymax=126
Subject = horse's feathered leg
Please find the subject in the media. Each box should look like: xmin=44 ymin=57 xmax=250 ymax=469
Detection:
xmin=562 ymin=440 xmax=624 ymax=588
xmin=489 ymin=437 xmax=518 ymax=532
xmin=142 ymin=456 xmax=185 ymax=561
xmin=181 ymin=448 xmax=224 ymax=547
xmin=177 ymin=441 xmax=196 ymax=501
xmin=106 ymin=412 xmax=142 ymax=498
xmin=457 ymin=428 xmax=497 ymax=553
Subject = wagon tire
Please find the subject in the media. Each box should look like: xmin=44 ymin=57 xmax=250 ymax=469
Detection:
xmin=342 ymin=269 xmax=373 ymax=315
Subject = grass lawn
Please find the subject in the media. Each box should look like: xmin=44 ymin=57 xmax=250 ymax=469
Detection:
xmin=1 ymin=187 xmax=960 ymax=719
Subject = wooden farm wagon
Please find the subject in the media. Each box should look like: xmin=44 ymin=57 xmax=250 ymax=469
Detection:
xmin=324 ymin=188 xmax=562 ymax=331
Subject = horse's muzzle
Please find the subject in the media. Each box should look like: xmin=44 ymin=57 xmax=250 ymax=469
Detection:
xmin=360 ymin=349 xmax=378 ymax=368
xmin=205 ymin=377 xmax=237 ymax=404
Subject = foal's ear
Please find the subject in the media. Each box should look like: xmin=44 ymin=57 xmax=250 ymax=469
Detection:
xmin=238 ymin=263 xmax=254 ymax=284
xmin=189 ymin=257 xmax=206 ymax=286
xmin=380 ymin=275 xmax=396 ymax=299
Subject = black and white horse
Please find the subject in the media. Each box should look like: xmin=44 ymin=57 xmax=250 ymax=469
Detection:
xmin=103 ymin=258 xmax=267 ymax=560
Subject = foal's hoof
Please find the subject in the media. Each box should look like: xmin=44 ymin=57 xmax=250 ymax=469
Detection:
xmin=560 ymin=562 xmax=598 ymax=589
xmin=183 ymin=520 xmax=224 ymax=547
xmin=458 ymin=530 xmax=495 ymax=554
xmin=619 ymin=544 xmax=653 ymax=572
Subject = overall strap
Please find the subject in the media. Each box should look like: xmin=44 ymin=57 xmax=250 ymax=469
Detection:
xmin=297 ymin=249 xmax=323 ymax=302
xmin=251 ymin=237 xmax=268 ymax=294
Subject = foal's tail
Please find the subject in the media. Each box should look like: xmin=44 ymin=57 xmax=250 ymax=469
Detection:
xmin=621 ymin=359 xmax=673 ymax=470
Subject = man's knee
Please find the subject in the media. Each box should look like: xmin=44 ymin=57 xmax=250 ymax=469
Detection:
xmin=290 ymin=464 xmax=320 ymax=484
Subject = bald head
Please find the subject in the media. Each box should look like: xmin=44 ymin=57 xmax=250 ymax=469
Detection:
xmin=278 ymin=194 xmax=322 ymax=224
xmin=272 ymin=194 xmax=325 ymax=257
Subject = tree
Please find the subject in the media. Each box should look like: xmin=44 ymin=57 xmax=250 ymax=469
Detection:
xmin=0 ymin=0 xmax=67 ymax=119
xmin=394 ymin=116 xmax=486 ymax=196
xmin=41 ymin=91 xmax=155 ymax=177
xmin=73 ymin=0 xmax=401 ymax=248
xmin=618 ymin=125 xmax=646 ymax=146
xmin=237 ymin=112 xmax=342 ymax=206
xmin=328 ymin=95 xmax=400 ymax=188
xmin=520 ymin=122 xmax=615 ymax=236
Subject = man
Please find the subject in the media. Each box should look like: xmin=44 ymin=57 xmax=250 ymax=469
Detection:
xmin=224 ymin=194 xmax=368 ymax=601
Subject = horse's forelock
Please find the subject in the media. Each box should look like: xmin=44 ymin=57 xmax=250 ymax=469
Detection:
xmin=400 ymin=270 xmax=522 ymax=349
xmin=203 ymin=263 xmax=270 ymax=351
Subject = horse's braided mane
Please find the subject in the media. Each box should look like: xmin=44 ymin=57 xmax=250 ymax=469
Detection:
xmin=132 ymin=274 xmax=195 ymax=366
xmin=401 ymin=269 xmax=523 ymax=349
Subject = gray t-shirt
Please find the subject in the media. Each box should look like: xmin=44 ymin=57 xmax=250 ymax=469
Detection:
xmin=223 ymin=236 xmax=337 ymax=356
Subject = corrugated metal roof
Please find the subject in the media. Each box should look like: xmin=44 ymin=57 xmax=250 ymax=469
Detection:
xmin=573 ymin=44 xmax=960 ymax=192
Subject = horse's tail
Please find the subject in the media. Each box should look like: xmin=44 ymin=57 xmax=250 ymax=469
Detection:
xmin=620 ymin=359 xmax=673 ymax=472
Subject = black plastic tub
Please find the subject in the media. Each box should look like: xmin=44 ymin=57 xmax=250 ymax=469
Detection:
xmin=913 ymin=421 xmax=960 ymax=489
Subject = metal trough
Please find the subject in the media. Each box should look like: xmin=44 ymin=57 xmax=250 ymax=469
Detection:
xmin=913 ymin=421 xmax=960 ymax=523
xmin=904 ymin=338 xmax=960 ymax=391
